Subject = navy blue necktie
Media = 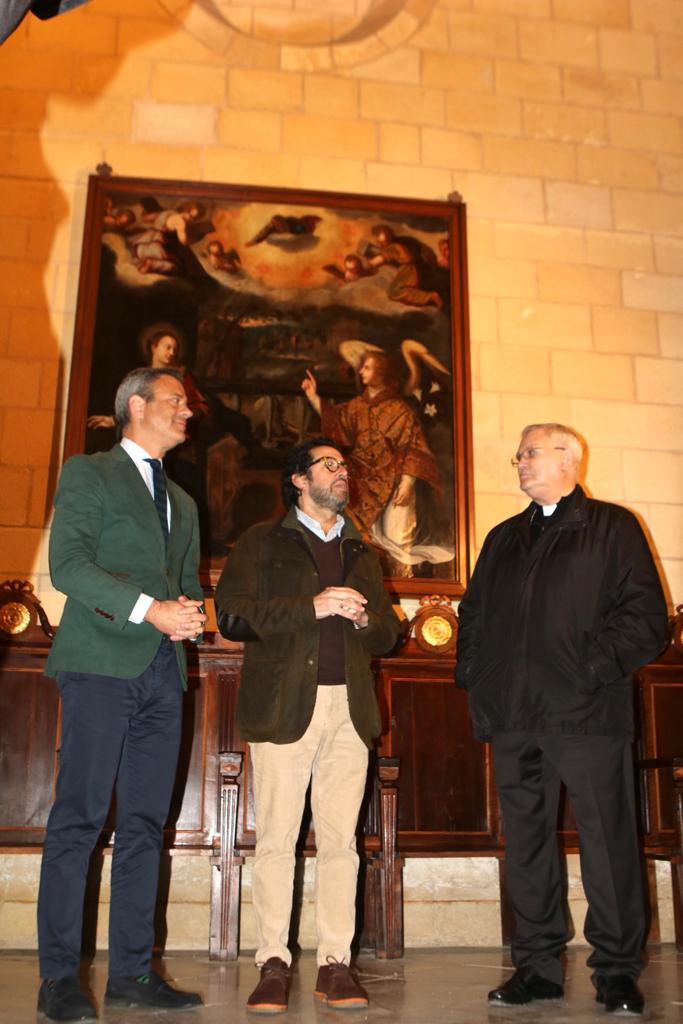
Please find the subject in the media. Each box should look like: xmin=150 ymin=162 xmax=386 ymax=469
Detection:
xmin=144 ymin=458 xmax=169 ymax=545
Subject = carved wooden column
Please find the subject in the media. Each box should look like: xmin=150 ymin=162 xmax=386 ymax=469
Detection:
xmin=366 ymin=757 xmax=404 ymax=959
xmin=209 ymin=751 xmax=244 ymax=960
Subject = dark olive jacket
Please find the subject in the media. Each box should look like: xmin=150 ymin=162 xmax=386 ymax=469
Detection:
xmin=456 ymin=486 xmax=668 ymax=741
xmin=214 ymin=508 xmax=401 ymax=746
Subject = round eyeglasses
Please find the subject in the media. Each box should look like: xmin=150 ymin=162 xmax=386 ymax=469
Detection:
xmin=309 ymin=455 xmax=348 ymax=473
xmin=511 ymin=446 xmax=566 ymax=467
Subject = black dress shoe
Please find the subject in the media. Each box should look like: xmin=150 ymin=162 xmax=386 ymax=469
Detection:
xmin=38 ymin=977 xmax=96 ymax=1021
xmin=104 ymin=969 xmax=202 ymax=1009
xmin=595 ymin=974 xmax=644 ymax=1015
xmin=489 ymin=966 xmax=564 ymax=1006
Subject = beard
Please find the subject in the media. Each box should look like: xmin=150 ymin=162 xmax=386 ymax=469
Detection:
xmin=308 ymin=479 xmax=348 ymax=513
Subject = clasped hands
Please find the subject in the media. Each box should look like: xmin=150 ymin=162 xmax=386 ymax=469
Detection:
xmin=144 ymin=595 xmax=206 ymax=641
xmin=313 ymin=586 xmax=368 ymax=628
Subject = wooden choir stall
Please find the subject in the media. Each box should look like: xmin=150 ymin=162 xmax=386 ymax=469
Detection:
xmin=1 ymin=580 xmax=682 ymax=959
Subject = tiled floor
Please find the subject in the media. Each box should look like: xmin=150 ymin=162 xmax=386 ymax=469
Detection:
xmin=2 ymin=946 xmax=681 ymax=1023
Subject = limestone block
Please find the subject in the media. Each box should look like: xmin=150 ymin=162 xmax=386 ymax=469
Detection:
xmin=469 ymin=254 xmax=536 ymax=298
xmin=655 ymin=237 xmax=683 ymax=276
xmin=349 ymin=48 xmax=420 ymax=86
xmin=422 ymin=51 xmax=493 ymax=92
xmin=650 ymin=504 xmax=683 ymax=559
xmin=0 ymin=467 xmax=31 ymax=525
xmin=446 ymin=11 xmax=517 ymax=57
xmin=404 ymin=858 xmax=500 ymax=902
xmin=303 ymin=75 xmax=358 ymax=117
xmin=539 ymin=263 xmax=620 ymax=306
xmin=498 ymin=299 xmax=592 ymax=349
xmin=422 ymin=127 xmax=482 ymax=171
xmin=299 ymin=155 xmax=366 ymax=194
xmin=0 ymin=409 xmax=55 ymax=467
xmin=3 ymin=180 xmax=58 ymax=221
xmin=474 ymin=0 xmax=550 ymax=15
xmin=524 ymin=100 xmax=607 ymax=145
xmin=0 ymin=903 xmax=38 ymax=949
xmin=614 ymin=191 xmax=683 ymax=235
xmin=624 ymin=272 xmax=683 ymax=315
xmin=218 ymin=110 xmax=281 ymax=152
xmin=283 ymin=114 xmax=376 ymax=159
xmin=481 ymin=344 xmax=550 ymax=394
xmin=572 ymin=399 xmax=683 ymax=452
xmin=404 ymin=900 xmax=502 ymax=946
xmin=546 ymin=182 xmax=612 ymax=230
xmin=468 ymin=219 xmax=495 ymax=257
xmin=118 ymin=19 xmax=227 ymax=65
xmin=655 ymin=859 xmax=676 ymax=943
xmin=29 ymin=466 xmax=51 ymax=528
xmin=39 ymin=361 xmax=60 ymax=412
xmin=519 ymin=21 xmax=598 ymax=68
xmin=68 ymin=56 xmax=150 ymax=99
xmin=642 ymin=79 xmax=683 ymax=117
xmin=599 ymin=30 xmax=657 ymax=76
xmin=165 ymin=905 xmax=210 ymax=950
xmin=473 ymin=439 xmax=518 ymax=494
xmin=636 ymin=355 xmax=683 ymax=405
xmin=469 ymin=296 xmax=498 ymax=344
xmin=501 ymin=394 xmax=572 ymax=440
xmin=658 ymin=313 xmax=683 ymax=359
xmin=361 ymin=82 xmax=444 ymax=126
xmin=578 ymin=146 xmax=658 ymax=190
xmin=495 ymin=60 xmax=561 ymax=101
xmin=623 ymin=449 xmax=683 ymax=503
xmin=553 ymin=0 xmax=630 ymax=27
xmin=563 ymin=68 xmax=640 ymax=111
xmin=471 ymin=390 xmax=501 ymax=437
xmin=585 ymin=230 xmax=654 ymax=271
xmin=133 ymin=101 xmax=215 ymax=145
xmin=608 ymin=112 xmax=682 ymax=155
xmin=0 ymin=91 xmax=48 ymax=134
xmin=474 ymin=492 xmax=521 ymax=547
xmin=0 ymin=527 xmax=45 ymax=575
xmin=151 ymin=63 xmax=226 ymax=105
xmin=229 ymin=69 xmax=302 ymax=111
xmin=103 ymin=142 xmax=201 ymax=181
xmin=659 ymin=156 xmax=683 ymax=195
xmin=411 ymin=8 xmax=451 ymax=52
xmin=202 ymin=149 xmax=300 ymax=189
xmin=483 ymin=137 xmax=576 ymax=180
xmin=552 ymin=351 xmax=634 ymax=401
xmin=632 ymin=0 xmax=683 ymax=33
xmin=0 ymin=50 xmax=74 ymax=93
xmin=659 ymin=37 xmax=683 ymax=81
xmin=661 ymin=558 xmax=682 ymax=607
xmin=446 ymin=92 xmax=521 ymax=136
xmin=0 ymin=259 xmax=48 ymax=311
xmin=0 ymin=220 xmax=29 ymax=262
xmin=495 ymin=223 xmax=585 ymax=264
xmin=582 ymin=447 xmax=625 ymax=502
xmin=379 ymin=123 xmax=420 ymax=165
xmin=26 ymin=10 xmax=116 ymax=54
xmin=592 ymin=307 xmax=658 ymax=354
xmin=455 ymin=173 xmax=544 ymax=223
xmin=365 ymin=162 xmax=450 ymax=198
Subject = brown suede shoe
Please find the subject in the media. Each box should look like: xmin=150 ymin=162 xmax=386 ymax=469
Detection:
xmin=247 ymin=958 xmax=289 ymax=1015
xmin=314 ymin=959 xmax=368 ymax=1010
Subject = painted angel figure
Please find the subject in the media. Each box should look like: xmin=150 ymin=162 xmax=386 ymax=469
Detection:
xmin=301 ymin=339 xmax=454 ymax=576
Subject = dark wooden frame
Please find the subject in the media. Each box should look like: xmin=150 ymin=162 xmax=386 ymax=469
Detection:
xmin=65 ymin=173 xmax=473 ymax=595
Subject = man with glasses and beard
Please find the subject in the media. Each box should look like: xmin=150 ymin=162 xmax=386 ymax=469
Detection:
xmin=215 ymin=437 xmax=400 ymax=1014
xmin=456 ymin=422 xmax=668 ymax=1016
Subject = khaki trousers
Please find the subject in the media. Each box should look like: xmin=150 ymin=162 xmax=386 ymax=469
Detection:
xmin=249 ymin=685 xmax=369 ymax=967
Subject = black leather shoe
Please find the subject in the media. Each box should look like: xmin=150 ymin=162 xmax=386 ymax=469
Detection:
xmin=104 ymin=969 xmax=202 ymax=1009
xmin=37 ymin=978 xmax=96 ymax=1021
xmin=489 ymin=966 xmax=564 ymax=1006
xmin=595 ymin=975 xmax=644 ymax=1015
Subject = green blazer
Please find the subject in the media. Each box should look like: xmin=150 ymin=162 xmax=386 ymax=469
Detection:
xmin=45 ymin=444 xmax=203 ymax=685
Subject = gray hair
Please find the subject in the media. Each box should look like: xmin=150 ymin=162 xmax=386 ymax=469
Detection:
xmin=114 ymin=367 xmax=184 ymax=428
xmin=521 ymin=422 xmax=585 ymax=466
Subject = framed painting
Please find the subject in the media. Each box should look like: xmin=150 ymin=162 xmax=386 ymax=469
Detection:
xmin=65 ymin=173 xmax=473 ymax=595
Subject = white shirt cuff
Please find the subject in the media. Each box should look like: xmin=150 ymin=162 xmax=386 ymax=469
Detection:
xmin=129 ymin=593 xmax=154 ymax=624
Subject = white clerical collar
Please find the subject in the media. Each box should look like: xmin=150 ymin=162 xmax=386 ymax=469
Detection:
xmin=541 ymin=503 xmax=557 ymax=517
xmin=295 ymin=506 xmax=344 ymax=542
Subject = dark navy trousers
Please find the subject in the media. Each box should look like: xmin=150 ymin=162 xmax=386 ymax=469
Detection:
xmin=37 ymin=640 xmax=183 ymax=980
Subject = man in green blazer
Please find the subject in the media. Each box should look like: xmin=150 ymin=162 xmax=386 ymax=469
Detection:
xmin=37 ymin=367 xmax=206 ymax=1022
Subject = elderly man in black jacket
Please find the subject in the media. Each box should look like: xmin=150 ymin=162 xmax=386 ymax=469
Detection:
xmin=456 ymin=422 xmax=668 ymax=1016
xmin=216 ymin=437 xmax=400 ymax=1014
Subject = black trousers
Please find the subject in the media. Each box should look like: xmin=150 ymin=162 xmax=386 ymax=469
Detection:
xmin=492 ymin=732 xmax=645 ymax=985
xmin=37 ymin=641 xmax=183 ymax=980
